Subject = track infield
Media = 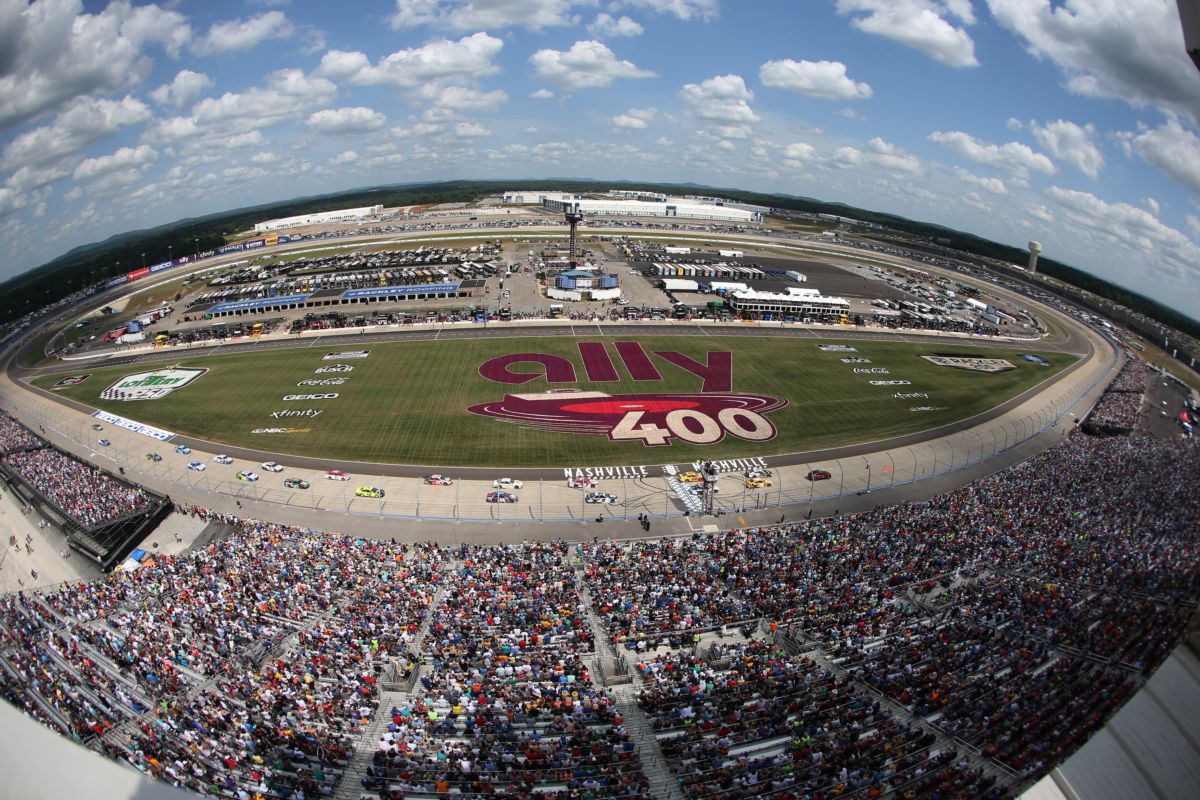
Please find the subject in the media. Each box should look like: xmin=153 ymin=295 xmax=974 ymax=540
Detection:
xmin=35 ymin=336 xmax=1075 ymax=467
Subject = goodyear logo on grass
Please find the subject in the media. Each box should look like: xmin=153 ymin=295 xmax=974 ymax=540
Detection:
xmin=100 ymin=367 xmax=207 ymax=401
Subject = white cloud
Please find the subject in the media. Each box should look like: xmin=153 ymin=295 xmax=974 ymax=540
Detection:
xmin=250 ymin=151 xmax=280 ymax=164
xmin=831 ymin=146 xmax=864 ymax=169
xmin=1143 ymin=197 xmax=1159 ymax=216
xmin=317 ymin=33 xmax=503 ymax=89
xmin=453 ymin=121 xmax=491 ymax=138
xmin=145 ymin=69 xmax=338 ymax=144
xmin=612 ymin=107 xmax=657 ymax=129
xmin=419 ymin=86 xmax=509 ymax=113
xmin=306 ymin=107 xmax=388 ymax=135
xmin=149 ymin=70 xmax=213 ymax=112
xmin=194 ymin=11 xmax=293 ymax=56
xmin=530 ymin=40 xmax=655 ymax=89
xmin=1046 ymin=185 xmax=1200 ymax=284
xmin=589 ymin=13 xmax=644 ymax=37
xmin=530 ymin=88 xmax=555 ymax=99
xmin=330 ymin=150 xmax=359 ymax=165
xmin=1187 ymin=214 xmax=1200 ymax=239
xmin=73 ymin=144 xmax=158 ymax=180
xmin=679 ymin=74 xmax=759 ymax=125
xmin=1027 ymin=204 xmax=1055 ymax=222
xmin=1030 ymin=119 xmax=1103 ymax=179
xmin=781 ymin=142 xmax=817 ymax=169
xmin=1128 ymin=117 xmax=1200 ymax=195
xmin=928 ymin=130 xmax=1055 ymax=179
xmin=953 ymin=166 xmax=1007 ymax=195
xmin=865 ymin=137 xmax=921 ymax=174
xmin=622 ymin=0 xmax=719 ymax=21
xmin=0 ymin=0 xmax=190 ymax=130
xmin=2 ymin=95 xmax=151 ymax=171
xmin=389 ymin=0 xmax=585 ymax=32
xmin=987 ymin=0 xmax=1200 ymax=125
xmin=656 ymin=136 xmax=673 ymax=146
xmin=1006 ymin=117 xmax=1023 ymax=131
xmin=838 ymin=108 xmax=863 ymax=120
xmin=84 ymin=167 xmax=143 ymax=196
xmin=836 ymin=0 xmax=978 ymax=68
xmin=759 ymin=59 xmax=873 ymax=101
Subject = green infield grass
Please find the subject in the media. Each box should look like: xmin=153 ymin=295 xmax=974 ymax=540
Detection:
xmin=35 ymin=336 xmax=1076 ymax=467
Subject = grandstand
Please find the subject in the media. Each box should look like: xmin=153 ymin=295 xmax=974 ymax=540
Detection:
xmin=1 ymin=429 xmax=1197 ymax=799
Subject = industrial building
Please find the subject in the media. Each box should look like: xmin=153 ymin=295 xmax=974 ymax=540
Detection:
xmin=253 ymin=205 xmax=384 ymax=233
xmin=728 ymin=286 xmax=850 ymax=321
xmin=547 ymin=269 xmax=621 ymax=302
xmin=500 ymin=190 xmax=762 ymax=224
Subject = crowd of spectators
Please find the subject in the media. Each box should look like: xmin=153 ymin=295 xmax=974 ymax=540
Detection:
xmin=2 ymin=428 xmax=1197 ymax=798
xmin=586 ymin=432 xmax=1200 ymax=782
xmin=2 ymin=447 xmax=153 ymax=528
xmin=0 ymin=411 xmax=45 ymax=454
xmin=1 ymin=522 xmax=442 ymax=799
xmin=637 ymin=641 xmax=1003 ymax=799
xmin=365 ymin=540 xmax=651 ymax=799
xmin=1084 ymin=358 xmax=1148 ymax=433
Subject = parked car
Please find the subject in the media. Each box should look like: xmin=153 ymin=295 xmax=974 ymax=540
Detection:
xmin=284 ymin=478 xmax=311 ymax=490
xmin=261 ymin=461 xmax=283 ymax=473
xmin=806 ymin=469 xmax=833 ymax=481
xmin=585 ymin=492 xmax=619 ymax=504
xmin=355 ymin=486 xmax=384 ymax=498
xmin=236 ymin=470 xmax=259 ymax=482
xmin=423 ymin=474 xmax=454 ymax=485
xmin=186 ymin=461 xmax=206 ymax=472
xmin=486 ymin=490 xmax=518 ymax=503
xmin=212 ymin=454 xmax=233 ymax=464
xmin=492 ymin=477 xmax=524 ymax=490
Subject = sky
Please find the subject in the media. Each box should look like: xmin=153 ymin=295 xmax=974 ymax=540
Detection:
xmin=2 ymin=0 xmax=1200 ymax=319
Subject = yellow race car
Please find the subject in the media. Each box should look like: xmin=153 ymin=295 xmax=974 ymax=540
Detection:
xmin=744 ymin=477 xmax=773 ymax=489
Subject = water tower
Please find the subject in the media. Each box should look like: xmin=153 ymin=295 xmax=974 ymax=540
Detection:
xmin=1028 ymin=241 xmax=1042 ymax=274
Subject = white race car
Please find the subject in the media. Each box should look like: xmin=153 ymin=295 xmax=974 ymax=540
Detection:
xmin=491 ymin=477 xmax=524 ymax=490
xmin=261 ymin=461 xmax=284 ymax=473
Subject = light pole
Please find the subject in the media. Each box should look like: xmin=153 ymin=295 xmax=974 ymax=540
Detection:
xmin=863 ymin=457 xmax=871 ymax=493
xmin=193 ymin=238 xmax=199 ymax=261
xmin=140 ymin=252 xmax=145 ymax=271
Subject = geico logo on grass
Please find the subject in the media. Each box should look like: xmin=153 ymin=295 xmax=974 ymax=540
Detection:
xmin=869 ymin=380 xmax=911 ymax=386
xmin=314 ymin=365 xmax=353 ymax=374
xmin=297 ymin=378 xmax=347 ymax=386
xmin=853 ymin=367 xmax=889 ymax=374
xmin=282 ymin=393 xmax=339 ymax=401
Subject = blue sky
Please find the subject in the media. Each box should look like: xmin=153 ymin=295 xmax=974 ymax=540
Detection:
xmin=3 ymin=1 xmax=1200 ymax=318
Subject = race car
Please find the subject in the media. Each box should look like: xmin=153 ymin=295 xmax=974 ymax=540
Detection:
xmin=91 ymin=424 xmax=103 ymax=431
xmin=212 ymin=454 xmax=233 ymax=465
xmin=486 ymin=490 xmax=518 ymax=503
xmin=568 ymin=476 xmax=597 ymax=489
xmin=744 ymin=477 xmax=772 ymax=489
xmin=676 ymin=471 xmax=703 ymax=483
xmin=423 ymin=474 xmax=454 ymax=486
xmin=186 ymin=461 xmax=206 ymax=472
xmin=690 ymin=484 xmax=720 ymax=494
xmin=284 ymin=478 xmax=311 ymax=490
xmin=236 ymin=470 xmax=259 ymax=482
xmin=261 ymin=461 xmax=284 ymax=473
xmin=146 ymin=452 xmax=162 ymax=462
xmin=355 ymin=486 xmax=385 ymax=498
xmin=97 ymin=438 xmax=111 ymax=447
xmin=325 ymin=469 xmax=351 ymax=481
xmin=743 ymin=467 xmax=772 ymax=479
xmin=491 ymin=477 xmax=524 ymax=490
xmin=806 ymin=469 xmax=833 ymax=481
xmin=584 ymin=492 xmax=620 ymax=504
xmin=174 ymin=444 xmax=192 ymax=455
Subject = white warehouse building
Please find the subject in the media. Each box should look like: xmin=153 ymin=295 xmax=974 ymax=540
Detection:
xmin=501 ymin=190 xmax=762 ymax=224
xmin=253 ymin=205 xmax=384 ymax=233
xmin=729 ymin=286 xmax=850 ymax=320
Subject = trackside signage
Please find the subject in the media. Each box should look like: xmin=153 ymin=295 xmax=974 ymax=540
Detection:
xmin=100 ymin=367 xmax=207 ymax=401
xmin=323 ymin=350 xmax=370 ymax=360
xmin=92 ymin=410 xmax=175 ymax=442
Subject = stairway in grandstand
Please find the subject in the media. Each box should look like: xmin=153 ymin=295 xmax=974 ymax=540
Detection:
xmin=333 ymin=564 xmax=450 ymax=800
xmin=580 ymin=584 xmax=683 ymax=800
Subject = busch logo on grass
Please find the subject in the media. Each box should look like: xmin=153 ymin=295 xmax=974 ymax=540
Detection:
xmin=468 ymin=341 xmax=786 ymax=447
xmin=100 ymin=367 xmax=207 ymax=401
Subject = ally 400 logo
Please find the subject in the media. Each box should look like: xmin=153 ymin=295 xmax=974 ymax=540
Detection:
xmin=468 ymin=341 xmax=786 ymax=447
xmin=100 ymin=367 xmax=207 ymax=401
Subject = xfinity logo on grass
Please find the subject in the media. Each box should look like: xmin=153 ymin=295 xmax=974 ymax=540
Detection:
xmin=100 ymin=367 xmax=207 ymax=401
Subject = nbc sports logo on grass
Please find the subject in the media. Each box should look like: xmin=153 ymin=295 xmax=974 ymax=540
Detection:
xmin=100 ymin=367 xmax=207 ymax=401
